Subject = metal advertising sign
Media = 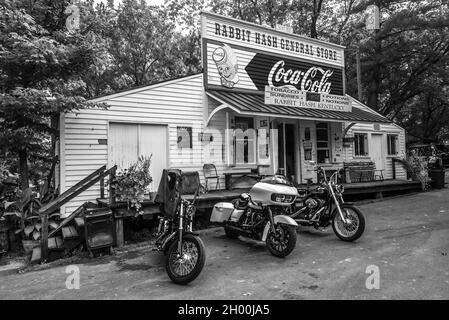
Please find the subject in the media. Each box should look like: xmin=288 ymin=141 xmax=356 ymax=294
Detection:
xmin=264 ymin=86 xmax=351 ymax=112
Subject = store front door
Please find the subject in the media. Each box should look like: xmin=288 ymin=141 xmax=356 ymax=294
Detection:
xmin=370 ymin=133 xmax=385 ymax=172
xmin=277 ymin=122 xmax=297 ymax=182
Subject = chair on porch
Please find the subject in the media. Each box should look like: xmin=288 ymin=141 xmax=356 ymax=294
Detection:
xmin=203 ymin=163 xmax=220 ymax=191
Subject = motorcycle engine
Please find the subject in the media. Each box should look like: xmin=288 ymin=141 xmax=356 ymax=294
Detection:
xmin=242 ymin=208 xmax=264 ymax=226
xmin=304 ymin=198 xmax=326 ymax=210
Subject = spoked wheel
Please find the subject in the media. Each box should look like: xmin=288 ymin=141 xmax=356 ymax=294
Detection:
xmin=332 ymin=204 xmax=365 ymax=242
xmin=266 ymin=224 xmax=297 ymax=258
xmin=166 ymin=234 xmax=206 ymax=285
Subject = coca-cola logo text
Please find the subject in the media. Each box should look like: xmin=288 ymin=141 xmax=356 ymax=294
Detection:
xmin=245 ymin=53 xmax=343 ymax=95
xmin=268 ymin=60 xmax=333 ymax=93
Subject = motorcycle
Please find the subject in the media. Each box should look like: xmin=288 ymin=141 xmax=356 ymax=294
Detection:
xmin=289 ymin=164 xmax=365 ymax=242
xmin=154 ymin=169 xmax=206 ymax=284
xmin=211 ymin=175 xmax=298 ymax=257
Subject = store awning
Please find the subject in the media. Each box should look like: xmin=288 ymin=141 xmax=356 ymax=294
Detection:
xmin=206 ymin=89 xmax=391 ymax=125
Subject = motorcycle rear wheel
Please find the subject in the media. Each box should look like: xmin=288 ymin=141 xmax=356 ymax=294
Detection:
xmin=266 ymin=224 xmax=297 ymax=258
xmin=165 ymin=234 xmax=206 ymax=285
xmin=332 ymin=204 xmax=365 ymax=242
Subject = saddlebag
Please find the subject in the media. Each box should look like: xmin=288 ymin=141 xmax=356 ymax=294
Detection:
xmin=210 ymin=202 xmax=235 ymax=222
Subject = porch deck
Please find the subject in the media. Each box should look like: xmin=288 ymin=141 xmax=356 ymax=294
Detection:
xmin=96 ymin=179 xmax=422 ymax=215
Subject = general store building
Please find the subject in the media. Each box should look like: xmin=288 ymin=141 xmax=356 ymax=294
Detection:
xmin=58 ymin=12 xmax=406 ymax=216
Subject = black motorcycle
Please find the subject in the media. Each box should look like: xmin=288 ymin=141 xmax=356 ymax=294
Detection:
xmin=154 ymin=169 xmax=206 ymax=284
xmin=289 ymin=166 xmax=365 ymax=242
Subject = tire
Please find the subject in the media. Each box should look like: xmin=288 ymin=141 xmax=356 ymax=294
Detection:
xmin=224 ymin=226 xmax=240 ymax=239
xmin=332 ymin=204 xmax=365 ymax=242
xmin=266 ymin=224 xmax=297 ymax=258
xmin=165 ymin=234 xmax=206 ymax=285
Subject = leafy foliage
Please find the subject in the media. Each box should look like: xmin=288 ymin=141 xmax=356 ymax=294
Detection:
xmin=0 ymin=0 xmax=107 ymax=189
xmin=111 ymin=156 xmax=153 ymax=214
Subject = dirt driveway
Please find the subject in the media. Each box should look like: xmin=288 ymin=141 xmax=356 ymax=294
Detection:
xmin=0 ymin=189 xmax=448 ymax=300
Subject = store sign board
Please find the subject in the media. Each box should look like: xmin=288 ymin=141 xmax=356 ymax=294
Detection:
xmin=264 ymin=86 xmax=352 ymax=112
xmin=246 ymin=53 xmax=344 ymax=95
xmin=201 ymin=12 xmax=345 ymax=68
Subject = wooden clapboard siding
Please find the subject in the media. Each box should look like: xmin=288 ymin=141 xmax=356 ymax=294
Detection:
xmin=342 ymin=98 xmax=407 ymax=180
xmin=61 ymin=74 xmax=206 ymax=216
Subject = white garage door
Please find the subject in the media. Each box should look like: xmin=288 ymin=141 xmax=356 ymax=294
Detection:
xmin=109 ymin=123 xmax=168 ymax=191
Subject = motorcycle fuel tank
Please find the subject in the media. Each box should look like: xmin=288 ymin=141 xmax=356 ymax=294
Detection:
xmin=250 ymin=182 xmax=299 ymax=207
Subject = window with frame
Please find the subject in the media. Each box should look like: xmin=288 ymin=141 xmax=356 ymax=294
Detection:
xmin=177 ymin=126 xmax=192 ymax=148
xmin=354 ymin=133 xmax=368 ymax=156
xmin=387 ymin=134 xmax=398 ymax=155
xmin=316 ymin=122 xmax=330 ymax=164
xmin=233 ymin=117 xmax=256 ymax=165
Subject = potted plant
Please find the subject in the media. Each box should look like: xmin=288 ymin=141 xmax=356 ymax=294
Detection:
xmin=110 ymin=155 xmax=153 ymax=214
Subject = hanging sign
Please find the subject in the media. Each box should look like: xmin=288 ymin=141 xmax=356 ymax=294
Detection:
xmin=264 ymin=86 xmax=351 ymax=112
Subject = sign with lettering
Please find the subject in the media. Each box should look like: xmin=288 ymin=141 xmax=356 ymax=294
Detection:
xmin=264 ymin=86 xmax=351 ymax=112
xmin=202 ymin=13 xmax=346 ymax=96
xmin=201 ymin=12 xmax=345 ymax=67
xmin=246 ymin=53 xmax=343 ymax=95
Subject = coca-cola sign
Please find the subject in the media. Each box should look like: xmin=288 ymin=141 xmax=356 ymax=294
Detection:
xmin=245 ymin=53 xmax=344 ymax=95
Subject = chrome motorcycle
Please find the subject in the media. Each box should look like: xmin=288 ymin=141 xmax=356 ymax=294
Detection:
xmin=289 ymin=165 xmax=365 ymax=242
xmin=211 ymin=175 xmax=298 ymax=257
xmin=154 ymin=170 xmax=205 ymax=285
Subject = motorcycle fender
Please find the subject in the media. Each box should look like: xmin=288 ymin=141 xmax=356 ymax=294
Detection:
xmin=261 ymin=215 xmax=299 ymax=242
xmin=162 ymin=231 xmax=199 ymax=254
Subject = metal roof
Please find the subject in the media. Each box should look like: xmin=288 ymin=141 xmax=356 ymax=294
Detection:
xmin=207 ymin=90 xmax=391 ymax=124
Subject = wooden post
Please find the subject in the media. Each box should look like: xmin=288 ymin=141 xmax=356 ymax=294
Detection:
xmin=109 ymin=166 xmax=116 ymax=206
xmin=100 ymin=176 xmax=105 ymax=199
xmin=115 ymin=218 xmax=124 ymax=248
xmin=40 ymin=213 xmax=49 ymax=261
xmin=392 ymin=158 xmax=396 ymax=180
xmin=356 ymin=47 xmax=363 ymax=101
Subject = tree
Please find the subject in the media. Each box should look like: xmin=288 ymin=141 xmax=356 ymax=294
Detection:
xmin=0 ymin=0 xmax=105 ymax=190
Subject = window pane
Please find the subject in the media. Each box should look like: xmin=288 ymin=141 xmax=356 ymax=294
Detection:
xmin=317 ymin=142 xmax=328 ymax=148
xmin=316 ymin=129 xmax=328 ymax=141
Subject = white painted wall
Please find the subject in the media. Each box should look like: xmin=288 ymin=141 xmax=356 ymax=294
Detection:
xmin=60 ymin=74 xmax=206 ymax=216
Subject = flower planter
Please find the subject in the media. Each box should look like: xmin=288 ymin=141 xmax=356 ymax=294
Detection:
xmin=22 ymin=240 xmax=40 ymax=254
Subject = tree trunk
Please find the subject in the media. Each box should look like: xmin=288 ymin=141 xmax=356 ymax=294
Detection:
xmin=18 ymin=148 xmax=29 ymax=191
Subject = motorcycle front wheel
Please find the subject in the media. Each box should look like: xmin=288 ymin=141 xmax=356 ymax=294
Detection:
xmin=165 ymin=234 xmax=206 ymax=285
xmin=332 ymin=204 xmax=365 ymax=242
xmin=266 ymin=224 xmax=297 ymax=258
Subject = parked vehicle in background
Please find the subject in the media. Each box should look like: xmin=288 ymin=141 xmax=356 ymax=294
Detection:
xmin=211 ymin=175 xmax=298 ymax=257
xmin=408 ymin=143 xmax=449 ymax=168
xmin=288 ymin=164 xmax=365 ymax=242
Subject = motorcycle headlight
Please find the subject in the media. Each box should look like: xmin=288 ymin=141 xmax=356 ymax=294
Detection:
xmin=271 ymin=194 xmax=295 ymax=203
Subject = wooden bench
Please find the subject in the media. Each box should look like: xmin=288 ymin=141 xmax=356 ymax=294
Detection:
xmin=343 ymin=161 xmax=384 ymax=183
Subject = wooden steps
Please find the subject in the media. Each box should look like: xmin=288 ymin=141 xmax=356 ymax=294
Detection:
xmin=62 ymin=226 xmax=78 ymax=240
xmin=48 ymin=237 xmax=64 ymax=250
xmin=74 ymin=217 xmax=85 ymax=228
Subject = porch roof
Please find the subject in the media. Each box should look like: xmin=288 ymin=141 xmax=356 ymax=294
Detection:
xmin=206 ymin=89 xmax=391 ymax=124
